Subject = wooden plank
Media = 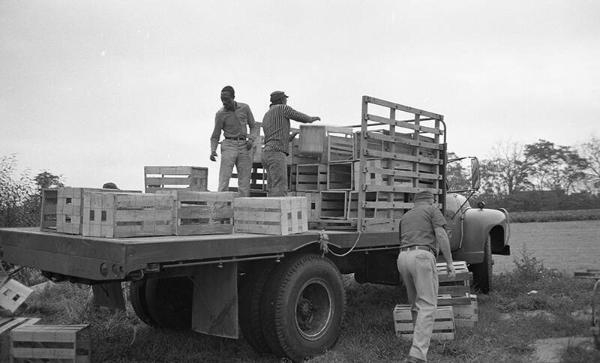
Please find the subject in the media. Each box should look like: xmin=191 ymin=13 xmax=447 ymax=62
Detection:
xmin=366 ymin=114 xmax=442 ymax=135
xmin=364 ymin=184 xmax=441 ymax=195
xmin=364 ymin=96 xmax=444 ymax=120
xmin=365 ymin=131 xmax=444 ymax=150
xmin=364 ymin=148 xmax=443 ymax=165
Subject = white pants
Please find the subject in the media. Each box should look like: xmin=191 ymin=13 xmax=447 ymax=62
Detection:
xmin=397 ymin=249 xmax=438 ymax=361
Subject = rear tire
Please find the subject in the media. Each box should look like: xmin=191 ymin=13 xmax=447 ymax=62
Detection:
xmin=129 ymin=280 xmax=158 ymax=327
xmin=261 ymin=254 xmax=345 ymax=362
xmin=144 ymin=277 xmax=193 ymax=330
xmin=239 ymin=263 xmax=276 ymax=354
xmin=470 ymin=236 xmax=492 ymax=294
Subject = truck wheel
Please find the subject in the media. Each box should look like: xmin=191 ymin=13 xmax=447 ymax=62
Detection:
xmin=261 ymin=254 xmax=345 ymax=361
xmin=469 ymin=236 xmax=492 ymax=293
xmin=144 ymin=277 xmax=193 ymax=330
xmin=239 ymin=263 xmax=276 ymax=354
xmin=129 ymin=280 xmax=158 ymax=327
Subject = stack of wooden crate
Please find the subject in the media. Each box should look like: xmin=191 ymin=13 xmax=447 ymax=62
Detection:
xmin=437 ymin=261 xmax=478 ymax=327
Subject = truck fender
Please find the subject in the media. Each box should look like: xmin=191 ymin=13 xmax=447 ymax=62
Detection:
xmin=454 ymin=208 xmax=510 ymax=263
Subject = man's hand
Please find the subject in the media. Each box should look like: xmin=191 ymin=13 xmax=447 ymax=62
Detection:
xmin=447 ymin=263 xmax=456 ymax=279
xmin=311 ymin=116 xmax=321 ymax=123
xmin=245 ymin=140 xmax=254 ymax=150
xmin=210 ymin=151 xmax=218 ymax=162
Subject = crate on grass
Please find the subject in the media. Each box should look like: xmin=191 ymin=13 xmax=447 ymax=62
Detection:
xmin=10 ymin=324 xmax=90 ymax=363
xmin=81 ymin=192 xmax=174 ymax=238
xmin=393 ymin=305 xmax=455 ymax=340
xmin=159 ymin=190 xmax=236 ymax=235
xmin=0 ymin=317 xmax=40 ymax=363
xmin=234 ymin=197 xmax=308 ymax=235
xmin=54 ymin=187 xmax=141 ymax=235
xmin=144 ymin=166 xmax=208 ymax=193
xmin=440 ymin=293 xmax=478 ymax=327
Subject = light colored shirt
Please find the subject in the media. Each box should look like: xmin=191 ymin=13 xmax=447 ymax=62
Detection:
xmin=262 ymin=104 xmax=313 ymax=154
xmin=400 ymin=203 xmax=447 ymax=253
xmin=210 ymin=102 xmax=256 ymax=153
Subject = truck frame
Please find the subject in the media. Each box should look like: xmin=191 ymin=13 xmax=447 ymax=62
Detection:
xmin=0 ymin=96 xmax=510 ymax=362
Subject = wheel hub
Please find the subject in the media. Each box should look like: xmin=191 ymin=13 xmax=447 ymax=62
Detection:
xmin=295 ymin=280 xmax=333 ymax=341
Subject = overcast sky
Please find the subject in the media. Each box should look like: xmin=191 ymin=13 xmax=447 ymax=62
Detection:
xmin=1 ymin=0 xmax=599 ymax=190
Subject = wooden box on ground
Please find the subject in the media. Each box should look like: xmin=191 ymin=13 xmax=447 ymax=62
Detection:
xmin=81 ymin=192 xmax=174 ymax=238
xmin=144 ymin=166 xmax=208 ymax=193
xmin=393 ymin=305 xmax=454 ymax=340
xmin=10 ymin=324 xmax=90 ymax=363
xmin=160 ymin=191 xmax=236 ymax=236
xmin=0 ymin=317 xmax=39 ymax=363
xmin=437 ymin=261 xmax=472 ymax=296
xmin=0 ymin=279 xmax=33 ymax=313
xmin=40 ymin=189 xmax=58 ymax=232
xmin=54 ymin=187 xmax=140 ymax=235
xmin=438 ymin=294 xmax=478 ymax=327
xmin=233 ymin=197 xmax=308 ymax=235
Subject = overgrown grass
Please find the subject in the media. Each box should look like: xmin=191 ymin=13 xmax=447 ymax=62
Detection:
xmin=7 ymin=249 xmax=599 ymax=362
xmin=510 ymin=209 xmax=600 ymax=223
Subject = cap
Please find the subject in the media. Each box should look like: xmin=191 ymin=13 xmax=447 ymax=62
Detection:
xmin=414 ymin=191 xmax=434 ymax=202
xmin=270 ymin=90 xmax=288 ymax=103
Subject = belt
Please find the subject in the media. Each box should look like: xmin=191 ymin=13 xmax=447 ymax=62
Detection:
xmin=400 ymin=245 xmax=435 ymax=255
xmin=225 ymin=136 xmax=246 ymax=140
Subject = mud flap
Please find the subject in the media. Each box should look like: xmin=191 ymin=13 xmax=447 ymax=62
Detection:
xmin=92 ymin=282 xmax=126 ymax=311
xmin=191 ymin=263 xmax=238 ymax=339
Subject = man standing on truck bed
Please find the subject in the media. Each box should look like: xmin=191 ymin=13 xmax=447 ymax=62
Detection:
xmin=397 ymin=191 xmax=455 ymax=363
xmin=262 ymin=90 xmax=320 ymax=196
xmin=210 ymin=85 xmax=257 ymax=197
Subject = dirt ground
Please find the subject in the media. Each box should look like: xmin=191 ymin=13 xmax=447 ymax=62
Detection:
xmin=493 ymin=220 xmax=600 ymax=274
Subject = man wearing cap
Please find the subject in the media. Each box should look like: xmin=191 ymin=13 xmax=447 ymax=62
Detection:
xmin=210 ymin=86 xmax=257 ymax=197
xmin=261 ymin=91 xmax=320 ymax=196
xmin=397 ymin=191 xmax=455 ymax=363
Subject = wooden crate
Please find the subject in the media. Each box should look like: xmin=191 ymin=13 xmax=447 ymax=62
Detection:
xmin=327 ymin=162 xmax=353 ymax=190
xmin=299 ymin=125 xmax=326 ymax=154
xmin=144 ymin=166 xmax=208 ymax=193
xmin=293 ymin=192 xmax=321 ymax=222
xmin=323 ymin=132 xmax=354 ymax=162
xmin=0 ymin=279 xmax=33 ymax=313
xmin=160 ymin=191 xmax=236 ymax=236
xmin=295 ymin=164 xmax=327 ymax=192
xmin=40 ymin=189 xmax=58 ymax=232
xmin=233 ymin=197 xmax=308 ymax=235
xmin=55 ymin=187 xmax=140 ymax=235
xmin=393 ymin=305 xmax=455 ymax=340
xmin=10 ymin=324 xmax=90 ymax=363
xmin=437 ymin=261 xmax=472 ymax=296
xmin=320 ymin=191 xmax=347 ymax=219
xmin=81 ymin=192 xmax=174 ymax=238
xmin=453 ymin=294 xmax=478 ymax=327
xmin=0 ymin=317 xmax=40 ymax=363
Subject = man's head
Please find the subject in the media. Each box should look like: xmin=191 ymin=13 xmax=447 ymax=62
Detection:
xmin=102 ymin=182 xmax=118 ymax=190
xmin=270 ymin=90 xmax=288 ymax=105
xmin=221 ymin=85 xmax=235 ymax=111
xmin=413 ymin=191 xmax=434 ymax=205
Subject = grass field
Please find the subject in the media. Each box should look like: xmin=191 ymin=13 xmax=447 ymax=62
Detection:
xmin=7 ymin=220 xmax=600 ymax=362
xmin=509 ymin=209 xmax=600 ymax=223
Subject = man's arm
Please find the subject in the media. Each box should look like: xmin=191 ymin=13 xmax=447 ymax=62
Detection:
xmin=210 ymin=113 xmax=223 ymax=161
xmin=435 ymin=226 xmax=455 ymax=278
xmin=246 ymin=105 xmax=257 ymax=143
xmin=282 ymin=105 xmax=320 ymax=124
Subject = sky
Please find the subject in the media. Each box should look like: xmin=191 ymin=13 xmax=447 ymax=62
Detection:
xmin=1 ymin=0 xmax=599 ymax=191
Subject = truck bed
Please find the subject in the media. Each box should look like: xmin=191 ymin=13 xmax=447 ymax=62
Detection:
xmin=0 ymin=228 xmax=400 ymax=281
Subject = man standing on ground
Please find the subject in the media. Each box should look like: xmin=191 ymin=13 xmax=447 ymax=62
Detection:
xmin=210 ymin=85 xmax=257 ymax=197
xmin=397 ymin=191 xmax=455 ymax=363
xmin=262 ymin=90 xmax=320 ymax=196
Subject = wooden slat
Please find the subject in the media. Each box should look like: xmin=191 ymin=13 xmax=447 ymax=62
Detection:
xmin=364 ymin=96 xmax=444 ymax=120
xmin=366 ymin=114 xmax=442 ymax=135
xmin=366 ymin=166 xmax=442 ymax=181
xmin=365 ymin=131 xmax=444 ymax=150
xmin=364 ymin=184 xmax=440 ymax=194
xmin=365 ymin=148 xmax=443 ymax=165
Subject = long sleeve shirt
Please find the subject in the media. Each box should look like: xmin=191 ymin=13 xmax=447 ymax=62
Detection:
xmin=210 ymin=102 xmax=256 ymax=153
xmin=262 ymin=104 xmax=313 ymax=154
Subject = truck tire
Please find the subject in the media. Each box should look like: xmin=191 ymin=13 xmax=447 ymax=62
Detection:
xmin=469 ymin=236 xmax=492 ymax=294
xmin=261 ymin=254 xmax=345 ymax=362
xmin=129 ymin=280 xmax=158 ymax=327
xmin=144 ymin=277 xmax=193 ymax=330
xmin=239 ymin=263 xmax=275 ymax=354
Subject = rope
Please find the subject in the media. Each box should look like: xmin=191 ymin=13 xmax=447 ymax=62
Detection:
xmin=319 ymin=230 xmax=362 ymax=258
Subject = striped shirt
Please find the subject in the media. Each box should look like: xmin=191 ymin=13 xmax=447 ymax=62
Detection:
xmin=262 ymin=104 xmax=313 ymax=154
xmin=210 ymin=102 xmax=256 ymax=153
